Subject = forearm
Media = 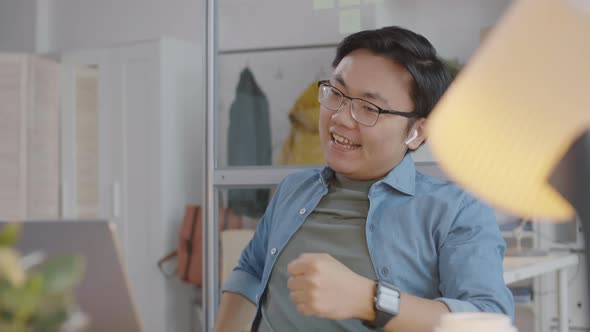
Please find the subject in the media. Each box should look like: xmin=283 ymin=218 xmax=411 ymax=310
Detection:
xmin=355 ymin=278 xmax=449 ymax=332
xmin=213 ymin=292 xmax=257 ymax=332
xmin=383 ymin=292 xmax=449 ymax=332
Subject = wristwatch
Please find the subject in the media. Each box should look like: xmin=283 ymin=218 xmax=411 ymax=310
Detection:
xmin=362 ymin=280 xmax=401 ymax=329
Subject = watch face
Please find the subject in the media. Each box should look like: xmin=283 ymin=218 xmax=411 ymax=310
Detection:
xmin=376 ymin=284 xmax=401 ymax=315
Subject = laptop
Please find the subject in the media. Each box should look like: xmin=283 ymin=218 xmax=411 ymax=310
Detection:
xmin=5 ymin=220 xmax=143 ymax=332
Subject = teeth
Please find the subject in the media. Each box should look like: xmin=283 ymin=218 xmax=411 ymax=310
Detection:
xmin=332 ymin=133 xmax=357 ymax=146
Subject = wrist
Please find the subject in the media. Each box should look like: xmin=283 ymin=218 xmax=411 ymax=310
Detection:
xmin=355 ymin=277 xmax=377 ymax=321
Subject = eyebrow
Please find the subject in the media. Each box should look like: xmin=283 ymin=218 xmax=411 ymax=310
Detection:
xmin=332 ymin=74 xmax=390 ymax=107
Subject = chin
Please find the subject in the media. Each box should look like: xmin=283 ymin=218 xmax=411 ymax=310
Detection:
xmin=325 ymin=159 xmax=356 ymax=176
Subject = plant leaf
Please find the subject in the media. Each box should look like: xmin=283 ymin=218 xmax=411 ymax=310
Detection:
xmin=0 ymin=248 xmax=25 ymax=287
xmin=0 ymin=224 xmax=21 ymax=247
xmin=0 ymin=277 xmax=43 ymax=324
xmin=38 ymin=256 xmax=86 ymax=293
xmin=31 ymin=308 xmax=69 ymax=331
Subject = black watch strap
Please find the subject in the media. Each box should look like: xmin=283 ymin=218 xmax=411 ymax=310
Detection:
xmin=362 ymin=310 xmax=394 ymax=329
xmin=361 ymin=281 xmax=399 ymax=330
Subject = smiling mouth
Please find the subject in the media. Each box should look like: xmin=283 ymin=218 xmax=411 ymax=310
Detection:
xmin=331 ymin=133 xmax=361 ymax=149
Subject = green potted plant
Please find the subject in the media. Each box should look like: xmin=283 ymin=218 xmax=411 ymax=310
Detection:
xmin=0 ymin=224 xmax=87 ymax=332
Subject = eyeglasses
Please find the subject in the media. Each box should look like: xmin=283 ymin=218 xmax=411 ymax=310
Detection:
xmin=317 ymin=80 xmax=420 ymax=127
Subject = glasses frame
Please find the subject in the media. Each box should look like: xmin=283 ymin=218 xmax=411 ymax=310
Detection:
xmin=317 ymin=80 xmax=420 ymax=127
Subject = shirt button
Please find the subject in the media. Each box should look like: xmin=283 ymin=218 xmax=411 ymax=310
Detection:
xmin=255 ymin=293 xmax=259 ymax=301
xmin=299 ymin=208 xmax=306 ymax=215
xmin=381 ymin=267 xmax=389 ymax=276
xmin=271 ymin=248 xmax=277 ymax=255
xmin=369 ymin=224 xmax=374 ymax=232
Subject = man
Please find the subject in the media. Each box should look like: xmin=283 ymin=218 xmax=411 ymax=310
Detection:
xmin=214 ymin=26 xmax=514 ymax=332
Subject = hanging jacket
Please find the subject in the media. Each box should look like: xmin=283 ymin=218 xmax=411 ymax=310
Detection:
xmin=279 ymin=81 xmax=324 ymax=165
xmin=227 ymin=68 xmax=272 ymax=217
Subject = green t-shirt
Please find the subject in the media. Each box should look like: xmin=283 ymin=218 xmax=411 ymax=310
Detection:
xmin=256 ymin=174 xmax=381 ymax=332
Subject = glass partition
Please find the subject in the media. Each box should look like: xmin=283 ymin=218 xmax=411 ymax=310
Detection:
xmin=210 ymin=1 xmax=522 ymax=331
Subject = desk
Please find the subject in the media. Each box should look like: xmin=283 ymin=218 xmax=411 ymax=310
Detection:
xmin=503 ymin=254 xmax=579 ymax=332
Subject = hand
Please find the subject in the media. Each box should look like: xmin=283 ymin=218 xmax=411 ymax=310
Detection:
xmin=286 ymin=253 xmax=376 ymax=321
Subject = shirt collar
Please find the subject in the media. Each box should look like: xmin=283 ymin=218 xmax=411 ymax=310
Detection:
xmin=319 ymin=167 xmax=335 ymax=186
xmin=380 ymin=153 xmax=416 ymax=195
xmin=318 ymin=153 xmax=416 ymax=196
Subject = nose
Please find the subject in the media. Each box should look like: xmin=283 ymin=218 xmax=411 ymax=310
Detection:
xmin=331 ymin=98 xmax=357 ymax=128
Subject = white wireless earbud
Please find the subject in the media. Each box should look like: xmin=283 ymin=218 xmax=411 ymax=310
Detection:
xmin=405 ymin=129 xmax=419 ymax=145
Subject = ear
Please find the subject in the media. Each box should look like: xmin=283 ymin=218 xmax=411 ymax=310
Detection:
xmin=406 ymin=118 xmax=427 ymax=151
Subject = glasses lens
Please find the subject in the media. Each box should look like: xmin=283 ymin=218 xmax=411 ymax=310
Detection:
xmin=351 ymin=99 xmax=379 ymax=126
xmin=318 ymin=84 xmax=342 ymax=111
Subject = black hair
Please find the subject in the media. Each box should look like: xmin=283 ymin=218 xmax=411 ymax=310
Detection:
xmin=332 ymin=26 xmax=452 ymax=123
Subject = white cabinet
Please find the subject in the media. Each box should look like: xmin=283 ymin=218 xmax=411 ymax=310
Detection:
xmin=532 ymin=219 xmax=586 ymax=332
xmin=61 ymin=38 xmax=204 ymax=332
xmin=0 ymin=54 xmax=60 ymax=220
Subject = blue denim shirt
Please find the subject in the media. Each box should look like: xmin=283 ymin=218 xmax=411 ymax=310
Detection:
xmin=223 ymin=154 xmax=515 ymax=319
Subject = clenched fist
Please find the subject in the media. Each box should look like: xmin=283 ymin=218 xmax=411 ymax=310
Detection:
xmin=286 ymin=253 xmax=376 ymax=321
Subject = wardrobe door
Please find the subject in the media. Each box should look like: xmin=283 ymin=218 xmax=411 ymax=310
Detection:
xmin=75 ymin=66 xmax=99 ymax=219
xmin=27 ymin=56 xmax=61 ymax=219
xmin=0 ymin=55 xmax=27 ymax=220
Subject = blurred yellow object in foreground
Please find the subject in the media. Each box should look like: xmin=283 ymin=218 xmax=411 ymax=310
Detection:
xmin=428 ymin=0 xmax=590 ymax=221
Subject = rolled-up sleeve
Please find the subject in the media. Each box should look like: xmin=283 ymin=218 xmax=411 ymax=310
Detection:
xmin=222 ymin=268 xmax=262 ymax=304
xmin=221 ymin=182 xmax=282 ymax=303
xmin=435 ymin=196 xmax=515 ymax=320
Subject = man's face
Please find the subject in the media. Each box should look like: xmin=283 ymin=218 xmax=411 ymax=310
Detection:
xmin=319 ymin=49 xmax=422 ymax=180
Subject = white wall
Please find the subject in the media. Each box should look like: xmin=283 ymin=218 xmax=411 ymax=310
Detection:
xmin=0 ymin=0 xmax=37 ymax=52
xmin=159 ymin=39 xmax=205 ymax=332
xmin=219 ymin=0 xmax=376 ymax=51
xmin=49 ymin=0 xmax=204 ymax=53
xmin=0 ymin=0 xmax=204 ymax=54
xmin=376 ymin=0 xmax=514 ymax=63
